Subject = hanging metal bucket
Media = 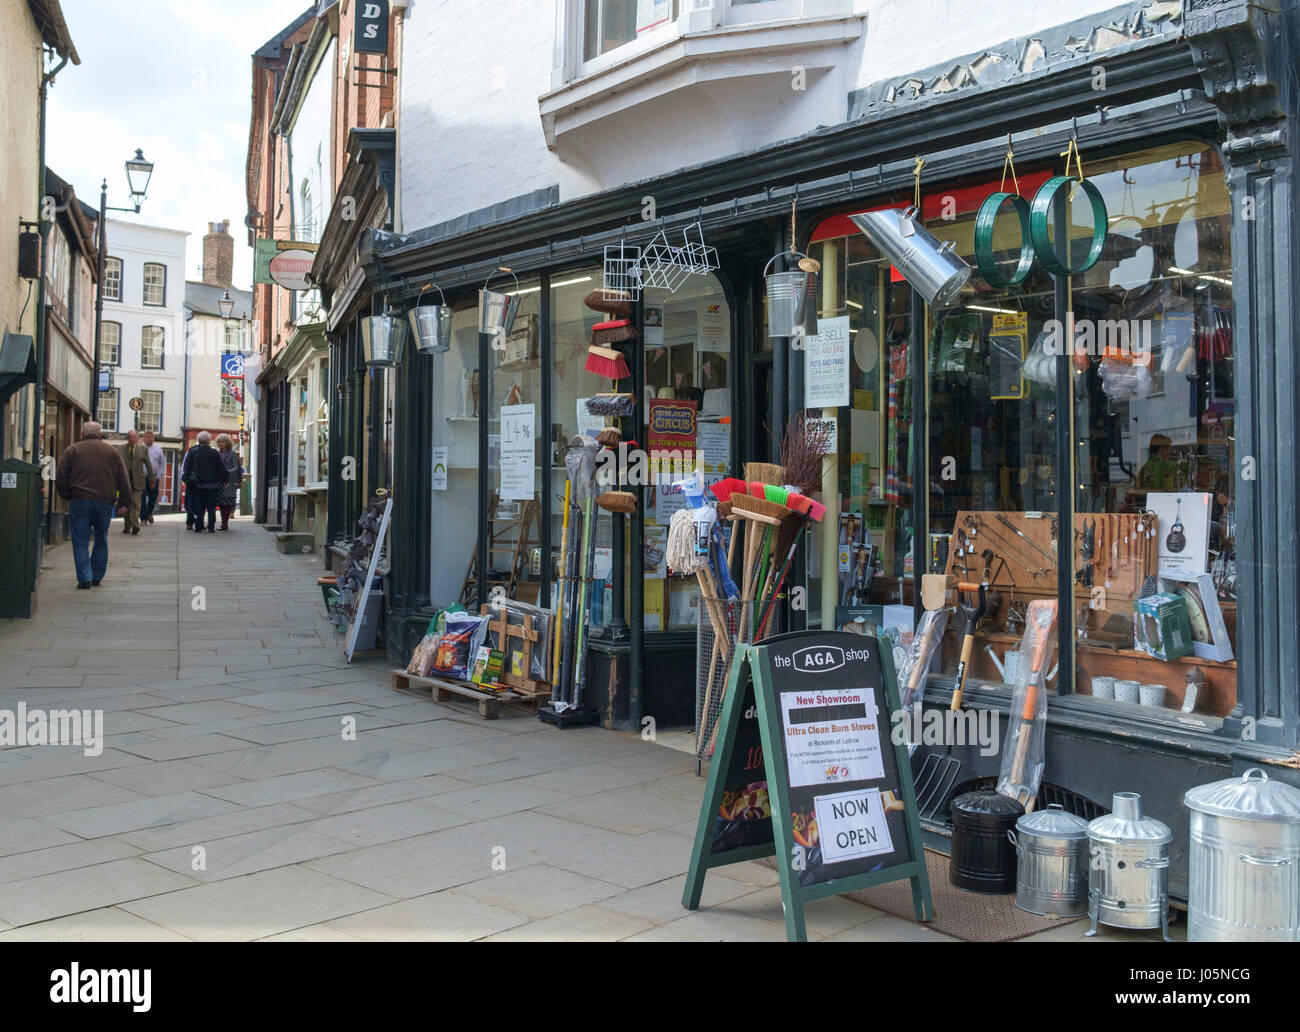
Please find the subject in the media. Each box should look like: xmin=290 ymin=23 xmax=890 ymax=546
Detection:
xmin=479 ymin=268 xmax=521 ymax=338
xmin=361 ymin=308 xmax=408 ymax=367
xmin=848 ymin=207 xmax=972 ymax=307
xmin=408 ymin=283 xmax=453 ymax=354
xmin=764 ymin=253 xmax=809 ymax=339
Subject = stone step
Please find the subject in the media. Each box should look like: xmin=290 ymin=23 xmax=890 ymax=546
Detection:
xmin=275 ymin=533 xmax=315 ymax=555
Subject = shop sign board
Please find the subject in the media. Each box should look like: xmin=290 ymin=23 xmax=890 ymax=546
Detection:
xmin=804 ymin=316 xmax=851 ymax=409
xmin=498 ymin=404 xmax=535 ymax=502
xmin=254 ymin=239 xmax=319 ymax=291
xmin=649 ymin=398 xmax=697 ymax=523
xmin=221 ymin=353 xmax=245 ymax=379
xmin=682 ymin=630 xmax=933 ymax=941
xmin=354 ymin=0 xmax=390 ymax=54
xmin=432 ymin=446 xmax=448 ymax=491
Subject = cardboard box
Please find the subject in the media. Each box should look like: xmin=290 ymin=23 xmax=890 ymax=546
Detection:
xmin=1158 ymin=570 xmax=1233 ymax=662
xmin=1133 ymin=592 xmax=1193 ymax=661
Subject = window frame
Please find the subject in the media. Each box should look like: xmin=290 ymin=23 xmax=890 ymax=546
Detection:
xmin=220 ymin=381 xmax=240 ymax=418
xmin=140 ymin=325 xmax=165 ymax=369
xmin=136 ymin=389 xmax=163 ymax=435
xmin=99 ymin=320 xmax=121 ymax=366
xmin=103 ymin=257 xmax=122 ymax=302
xmin=142 ymin=262 xmax=167 ymax=307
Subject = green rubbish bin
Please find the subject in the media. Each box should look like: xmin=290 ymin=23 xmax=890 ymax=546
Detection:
xmin=0 ymin=458 xmax=41 ymax=619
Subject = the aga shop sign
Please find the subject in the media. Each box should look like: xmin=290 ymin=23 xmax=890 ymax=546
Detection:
xmin=355 ymin=0 xmax=390 ymax=54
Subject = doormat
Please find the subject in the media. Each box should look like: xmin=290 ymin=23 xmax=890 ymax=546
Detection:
xmin=760 ymin=849 xmax=1084 ymax=942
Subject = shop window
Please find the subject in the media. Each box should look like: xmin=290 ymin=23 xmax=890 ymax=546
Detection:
xmin=99 ymin=321 xmax=120 ymax=366
xmin=97 ymin=388 xmax=119 ymax=432
xmin=220 ymin=385 xmax=239 ymax=418
xmin=294 ymin=364 xmax=331 ymax=491
xmin=583 ymin=0 xmax=639 ymax=61
xmin=1070 ymin=142 xmax=1236 ymax=718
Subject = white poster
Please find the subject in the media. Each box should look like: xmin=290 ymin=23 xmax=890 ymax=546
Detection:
xmin=593 ymin=547 xmax=613 ymax=581
xmin=779 ymin=687 xmax=883 ymax=788
xmin=432 ymin=446 xmax=448 ymax=491
xmin=697 ymin=422 xmax=729 ymax=476
xmin=576 ymin=397 xmax=604 ymax=440
xmin=643 ymin=303 xmax=664 ymax=347
xmin=815 ymin=788 xmax=895 ymax=864
xmin=699 ymin=303 xmax=728 ymax=350
xmin=498 ymin=404 xmax=535 ymax=502
xmin=1149 ymin=492 xmax=1212 ymax=573
xmin=804 ymin=316 xmax=852 ymax=409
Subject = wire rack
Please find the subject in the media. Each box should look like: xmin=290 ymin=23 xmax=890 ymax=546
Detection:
xmin=602 ymin=240 xmax=642 ymax=301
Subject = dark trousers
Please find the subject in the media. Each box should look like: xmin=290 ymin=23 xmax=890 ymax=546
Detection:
xmin=192 ymin=487 xmax=218 ymax=530
xmin=140 ymin=482 xmax=159 ymax=521
xmin=68 ymin=499 xmax=113 ymax=583
xmin=184 ymin=483 xmax=198 ymax=527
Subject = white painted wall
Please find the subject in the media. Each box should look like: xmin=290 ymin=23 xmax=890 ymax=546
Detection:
xmin=185 ymin=311 xmax=246 ymax=435
xmin=99 ymin=220 xmax=188 ymax=441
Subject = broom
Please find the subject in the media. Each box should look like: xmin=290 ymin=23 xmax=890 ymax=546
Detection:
xmin=586 ymin=393 xmax=636 ymax=418
xmin=584 ymin=289 xmax=634 ymax=319
xmin=756 ymin=493 xmax=827 ymax=640
xmin=585 ymin=344 xmax=631 ymax=380
xmin=590 ymin=319 xmax=638 ymax=347
xmin=551 ymin=479 xmax=571 ymax=701
xmin=731 ymin=491 xmax=788 ymax=643
xmin=597 ymin=490 xmax=637 ymax=514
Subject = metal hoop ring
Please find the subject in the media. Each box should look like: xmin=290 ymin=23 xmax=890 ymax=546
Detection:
xmin=974 ymin=192 xmax=1034 ymax=287
xmin=1029 ymin=176 xmax=1108 ymax=277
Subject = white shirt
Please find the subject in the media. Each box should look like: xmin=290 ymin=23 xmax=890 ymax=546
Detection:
xmin=146 ymin=443 xmax=165 ymax=479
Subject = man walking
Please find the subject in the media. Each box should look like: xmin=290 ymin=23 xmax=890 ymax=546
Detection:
xmin=140 ymin=429 xmax=165 ymax=524
xmin=56 ymin=421 xmax=130 ymax=589
xmin=117 ymin=429 xmax=151 ymax=535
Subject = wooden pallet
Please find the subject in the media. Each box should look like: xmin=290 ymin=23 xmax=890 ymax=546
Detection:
xmin=390 ymin=669 xmax=542 ymax=720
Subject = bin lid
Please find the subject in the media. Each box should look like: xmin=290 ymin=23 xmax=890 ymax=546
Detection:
xmin=1016 ymin=803 xmax=1089 ymax=840
xmin=952 ymin=790 xmax=1024 ymax=817
xmin=1088 ymin=792 xmax=1172 ymax=844
xmin=1185 ymin=768 xmax=1300 ymax=823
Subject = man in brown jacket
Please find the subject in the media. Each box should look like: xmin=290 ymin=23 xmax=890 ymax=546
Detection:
xmin=56 ymin=421 xmax=130 ymax=588
xmin=117 ymin=428 xmax=151 ymax=534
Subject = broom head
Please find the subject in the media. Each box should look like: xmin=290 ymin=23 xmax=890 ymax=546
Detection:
xmin=762 ymin=484 xmax=791 ymax=506
xmin=709 ymin=477 xmax=747 ymax=506
xmin=591 ymin=319 xmax=638 ymax=346
xmin=584 ymin=289 xmax=634 ymax=319
xmin=730 ymin=493 xmax=786 ymax=527
xmin=586 ymin=393 xmax=637 ymax=417
xmin=596 ymin=426 xmax=622 ymax=449
xmin=745 ymin=461 xmax=785 ymax=485
xmin=786 ymin=493 xmax=827 ymax=523
xmin=585 ymin=344 xmax=630 ymax=380
xmin=597 ymin=490 xmax=638 ymax=514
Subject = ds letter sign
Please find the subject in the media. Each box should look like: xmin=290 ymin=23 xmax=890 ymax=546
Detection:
xmin=355 ymin=0 xmax=389 ymax=54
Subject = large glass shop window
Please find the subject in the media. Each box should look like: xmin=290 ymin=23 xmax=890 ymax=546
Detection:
xmin=1070 ymin=142 xmax=1236 ymax=719
xmin=807 ymin=230 xmax=915 ymax=632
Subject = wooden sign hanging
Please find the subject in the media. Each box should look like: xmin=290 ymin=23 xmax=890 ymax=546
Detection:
xmin=682 ymin=630 xmax=934 ymax=941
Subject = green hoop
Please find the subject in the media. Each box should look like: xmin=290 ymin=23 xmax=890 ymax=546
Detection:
xmin=974 ymin=192 xmax=1034 ymax=288
xmin=1029 ymin=175 xmax=1108 ymax=277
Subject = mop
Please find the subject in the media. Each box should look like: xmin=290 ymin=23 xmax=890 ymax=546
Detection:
xmin=568 ymin=435 xmax=601 ymax=714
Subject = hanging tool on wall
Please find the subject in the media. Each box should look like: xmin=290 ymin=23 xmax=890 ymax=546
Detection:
xmin=949 ymin=580 xmax=988 ymax=711
xmin=1077 ymin=517 xmax=1096 ymax=589
xmin=993 ymin=513 xmax=1057 ymax=566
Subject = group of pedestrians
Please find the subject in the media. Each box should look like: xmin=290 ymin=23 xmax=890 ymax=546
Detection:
xmin=180 ymin=431 xmax=242 ymax=532
xmin=55 ymin=423 xmax=245 ymax=589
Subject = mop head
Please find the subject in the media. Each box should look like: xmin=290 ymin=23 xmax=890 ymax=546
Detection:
xmin=586 ymin=393 xmax=636 ymax=417
xmin=585 ymin=344 xmax=631 ymax=380
xmin=584 ymin=289 xmax=634 ymax=319
xmin=591 ymin=319 xmax=638 ymax=346
xmin=666 ymin=508 xmax=706 ymax=574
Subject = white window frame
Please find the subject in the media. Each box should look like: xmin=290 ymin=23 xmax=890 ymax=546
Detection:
xmin=224 ymin=323 xmax=241 ymax=353
xmin=220 ymin=381 xmax=239 ymax=418
xmin=142 ymin=262 xmax=166 ymax=306
xmin=137 ymin=390 xmax=163 ymax=435
xmin=141 ymin=326 xmax=165 ymax=369
xmin=97 ymin=388 xmax=119 ymax=432
xmin=103 ymin=257 xmax=122 ymax=302
xmin=289 ymin=354 xmax=329 ymax=492
xmin=99 ymin=320 xmax=121 ymax=366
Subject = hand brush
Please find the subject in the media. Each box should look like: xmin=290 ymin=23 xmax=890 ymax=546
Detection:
xmin=585 ymin=344 xmax=631 ymax=380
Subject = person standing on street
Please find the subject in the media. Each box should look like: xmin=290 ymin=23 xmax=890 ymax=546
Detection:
xmin=56 ymin=421 xmax=130 ymax=589
xmin=186 ymin=431 xmax=228 ymax=533
xmin=215 ymin=433 xmax=243 ymax=531
xmin=117 ymin=428 xmax=151 ymax=535
xmin=180 ymin=444 xmax=197 ymax=529
xmin=140 ymin=429 xmax=165 ymax=524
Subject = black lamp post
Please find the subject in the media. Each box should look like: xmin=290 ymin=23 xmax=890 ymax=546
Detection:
xmin=89 ymin=149 xmax=155 ymax=417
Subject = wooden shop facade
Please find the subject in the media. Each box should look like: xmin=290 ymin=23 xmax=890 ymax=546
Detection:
xmin=322 ymin=2 xmax=1299 ymax=896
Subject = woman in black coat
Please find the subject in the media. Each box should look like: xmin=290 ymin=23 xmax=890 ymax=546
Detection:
xmin=185 ymin=431 xmax=229 ymax=533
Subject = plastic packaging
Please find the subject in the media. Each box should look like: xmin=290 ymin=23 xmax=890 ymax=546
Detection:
xmin=433 ymin=611 xmax=486 ymax=680
xmin=1098 ymin=357 xmax=1153 ymax=399
xmin=898 ymin=607 xmax=949 ymax=713
xmin=406 ymin=632 xmax=441 ymax=677
xmin=997 ymin=599 xmax=1059 ymax=808
xmin=489 ymin=597 xmax=555 ymax=682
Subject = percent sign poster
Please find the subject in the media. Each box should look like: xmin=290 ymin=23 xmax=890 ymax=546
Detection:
xmin=499 ymin=404 xmax=535 ymax=502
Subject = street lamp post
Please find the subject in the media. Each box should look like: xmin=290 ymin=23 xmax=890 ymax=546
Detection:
xmin=89 ymin=149 xmax=155 ymax=417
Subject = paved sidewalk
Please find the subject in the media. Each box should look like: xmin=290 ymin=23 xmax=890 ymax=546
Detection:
xmin=0 ymin=515 xmax=1151 ymax=941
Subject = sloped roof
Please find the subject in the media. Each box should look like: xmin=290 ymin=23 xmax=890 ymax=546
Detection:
xmin=185 ymin=281 xmax=253 ymax=319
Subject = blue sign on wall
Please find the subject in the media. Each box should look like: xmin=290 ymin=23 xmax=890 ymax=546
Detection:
xmin=221 ymin=353 xmax=245 ymax=379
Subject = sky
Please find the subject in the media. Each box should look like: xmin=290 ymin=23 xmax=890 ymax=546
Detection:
xmin=46 ymin=0 xmax=316 ymax=290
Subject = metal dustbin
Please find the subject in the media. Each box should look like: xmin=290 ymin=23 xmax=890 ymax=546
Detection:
xmin=950 ymin=790 xmax=1023 ymax=894
xmin=1184 ymin=768 xmax=1300 ymax=942
xmin=1009 ymin=803 xmax=1090 ymax=917
xmin=0 ymin=459 xmax=40 ymax=619
xmin=1086 ymin=792 xmax=1172 ymax=940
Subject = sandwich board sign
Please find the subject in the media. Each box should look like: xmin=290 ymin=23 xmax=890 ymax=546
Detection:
xmin=682 ymin=630 xmax=933 ymax=941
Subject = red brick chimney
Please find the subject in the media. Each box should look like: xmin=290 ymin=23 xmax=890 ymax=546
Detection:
xmin=202 ymin=219 xmax=233 ymax=287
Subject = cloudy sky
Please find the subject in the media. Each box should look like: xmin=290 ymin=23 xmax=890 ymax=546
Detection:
xmin=47 ymin=0 xmax=315 ymax=289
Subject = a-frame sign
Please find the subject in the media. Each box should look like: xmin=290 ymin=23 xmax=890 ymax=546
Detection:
xmin=682 ymin=630 xmax=934 ymax=942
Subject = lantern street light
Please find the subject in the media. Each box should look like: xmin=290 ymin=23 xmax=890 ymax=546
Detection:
xmin=89 ymin=149 xmax=157 ymax=416
xmin=218 ymin=289 xmax=235 ymax=321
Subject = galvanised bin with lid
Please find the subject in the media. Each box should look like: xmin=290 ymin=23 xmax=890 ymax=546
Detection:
xmin=1086 ymin=792 xmax=1172 ymax=940
xmin=1008 ymin=803 xmax=1090 ymax=917
xmin=1184 ymin=768 xmax=1300 ymax=942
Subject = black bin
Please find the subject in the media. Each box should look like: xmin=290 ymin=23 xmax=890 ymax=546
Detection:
xmin=950 ymin=790 xmax=1023 ymax=894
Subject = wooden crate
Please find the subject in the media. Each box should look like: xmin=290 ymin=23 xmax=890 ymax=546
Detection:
xmin=391 ymin=669 xmax=544 ymax=719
